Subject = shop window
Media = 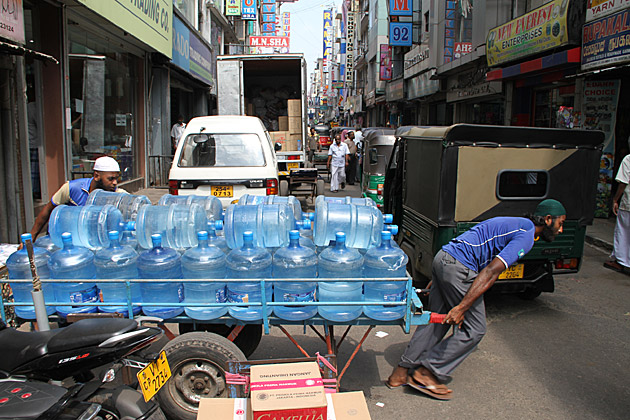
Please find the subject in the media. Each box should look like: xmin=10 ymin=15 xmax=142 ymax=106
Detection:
xmin=174 ymin=0 xmax=196 ymax=27
xmin=496 ymin=170 xmax=549 ymax=200
xmin=533 ymin=85 xmax=575 ymax=128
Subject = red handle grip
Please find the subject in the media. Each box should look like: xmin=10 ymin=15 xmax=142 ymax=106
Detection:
xmin=429 ymin=313 xmax=447 ymax=324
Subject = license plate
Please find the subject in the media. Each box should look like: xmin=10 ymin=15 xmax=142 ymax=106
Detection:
xmin=498 ymin=263 xmax=524 ymax=280
xmin=211 ymin=185 xmax=233 ymax=197
xmin=137 ymin=351 xmax=171 ymax=402
xmin=287 ymin=162 xmax=299 ymax=169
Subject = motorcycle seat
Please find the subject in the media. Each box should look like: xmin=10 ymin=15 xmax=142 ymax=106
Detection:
xmin=47 ymin=318 xmax=138 ymax=353
xmin=0 ymin=327 xmax=62 ymax=374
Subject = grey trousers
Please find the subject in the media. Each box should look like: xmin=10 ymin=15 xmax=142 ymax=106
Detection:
xmin=399 ymin=249 xmax=487 ymax=383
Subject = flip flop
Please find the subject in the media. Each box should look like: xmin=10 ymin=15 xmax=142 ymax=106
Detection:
xmin=406 ymin=376 xmax=452 ymax=400
xmin=604 ymin=260 xmax=625 ymax=273
xmin=384 ymin=379 xmax=405 ymax=390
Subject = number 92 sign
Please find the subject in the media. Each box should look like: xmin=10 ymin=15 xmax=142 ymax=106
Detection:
xmin=389 ymin=22 xmax=412 ymax=47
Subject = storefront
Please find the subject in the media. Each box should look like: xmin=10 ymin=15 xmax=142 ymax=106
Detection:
xmin=385 ymin=77 xmax=404 ymax=127
xmin=402 ymin=42 xmax=439 ymax=126
xmin=447 ymin=67 xmax=503 ymax=125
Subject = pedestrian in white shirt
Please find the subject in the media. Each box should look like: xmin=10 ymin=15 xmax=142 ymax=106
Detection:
xmin=327 ymin=134 xmax=350 ymax=192
xmin=604 ymin=153 xmax=630 ymax=274
xmin=171 ymin=115 xmax=186 ymax=154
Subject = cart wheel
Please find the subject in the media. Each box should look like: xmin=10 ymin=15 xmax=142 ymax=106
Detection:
xmin=316 ymin=179 xmax=325 ymax=196
xmin=157 ymin=332 xmax=246 ymax=420
xmin=178 ymin=323 xmax=262 ymax=357
xmin=279 ymin=180 xmax=289 ymax=196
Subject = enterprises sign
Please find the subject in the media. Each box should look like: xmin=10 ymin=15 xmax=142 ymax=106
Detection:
xmin=323 ymin=9 xmax=333 ymax=72
xmin=77 ymin=0 xmax=172 ymax=57
xmin=486 ymin=0 xmax=570 ymax=67
xmin=582 ymin=8 xmax=630 ymax=70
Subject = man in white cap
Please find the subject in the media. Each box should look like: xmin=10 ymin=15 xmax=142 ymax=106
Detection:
xmin=29 ymin=156 xmax=126 ymax=239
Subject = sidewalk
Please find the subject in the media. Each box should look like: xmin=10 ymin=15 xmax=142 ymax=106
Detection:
xmin=585 ymin=216 xmax=615 ymax=253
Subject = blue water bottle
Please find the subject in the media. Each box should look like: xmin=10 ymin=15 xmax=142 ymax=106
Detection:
xmin=94 ymin=231 xmax=142 ymax=316
xmin=317 ymin=232 xmax=364 ymax=322
xmin=6 ymin=234 xmax=55 ymax=319
xmin=135 ymin=204 xmax=208 ymax=250
xmin=238 ymin=194 xmax=305 ymax=221
xmin=363 ymin=231 xmax=408 ymax=321
xmin=137 ymin=234 xmax=184 ymax=319
xmin=34 ymin=235 xmax=60 ymax=254
xmin=158 ymin=194 xmax=223 ymax=222
xmin=86 ymin=189 xmax=151 ymax=222
xmin=48 ymin=232 xmax=99 ymax=317
xmin=223 ymin=203 xmax=295 ymax=249
xmin=226 ymin=231 xmax=272 ymax=320
xmin=182 ymin=231 xmax=227 ymax=320
xmin=273 ymin=230 xmax=318 ymax=321
xmin=207 ymin=221 xmax=230 ymax=255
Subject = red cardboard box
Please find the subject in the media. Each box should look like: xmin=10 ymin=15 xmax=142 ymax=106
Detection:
xmin=250 ymin=362 xmax=327 ymax=420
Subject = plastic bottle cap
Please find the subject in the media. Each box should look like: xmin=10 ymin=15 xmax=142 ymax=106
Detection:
xmin=213 ymin=220 xmax=224 ymax=230
xmin=62 ymin=232 xmax=72 ymax=241
xmin=306 ymin=212 xmax=315 ymax=221
xmin=198 ymin=231 xmax=209 ymax=241
xmin=381 ymin=231 xmax=392 ymax=241
xmin=126 ymin=221 xmax=136 ymax=231
xmin=243 ymin=231 xmax=254 ymax=241
xmin=335 ymin=232 xmax=346 ymax=243
xmin=298 ymin=219 xmax=311 ymax=230
xmin=20 ymin=233 xmax=32 ymax=243
xmin=384 ymin=214 xmax=394 ymax=224
xmin=387 ymin=224 xmax=399 ymax=235
xmin=108 ymin=231 xmax=120 ymax=241
xmin=151 ymin=234 xmax=162 ymax=247
xmin=289 ymin=230 xmax=300 ymax=240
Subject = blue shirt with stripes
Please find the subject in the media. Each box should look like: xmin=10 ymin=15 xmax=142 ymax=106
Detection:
xmin=442 ymin=217 xmax=535 ymax=272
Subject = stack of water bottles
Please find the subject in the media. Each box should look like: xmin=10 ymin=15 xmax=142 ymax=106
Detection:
xmin=6 ymin=192 xmax=409 ymax=322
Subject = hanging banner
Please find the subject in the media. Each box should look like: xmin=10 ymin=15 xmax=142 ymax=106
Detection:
xmin=226 ymin=0 xmax=241 ymax=16
xmin=346 ymin=3 xmax=355 ymax=87
xmin=323 ymin=9 xmax=333 ymax=72
xmin=582 ymin=79 xmax=621 ymax=217
xmin=486 ymin=0 xmax=570 ymax=67
xmin=587 ymin=0 xmax=630 ymax=22
xmin=380 ymin=45 xmax=392 ymax=80
xmin=242 ymin=0 xmax=257 ymax=20
xmin=582 ymin=8 xmax=630 ymax=70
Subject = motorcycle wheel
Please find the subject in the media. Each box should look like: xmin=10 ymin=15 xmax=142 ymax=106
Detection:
xmin=178 ymin=323 xmax=262 ymax=357
xmin=157 ymin=332 xmax=247 ymax=420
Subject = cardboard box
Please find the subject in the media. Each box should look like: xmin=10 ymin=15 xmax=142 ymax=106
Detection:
xmin=278 ymin=116 xmax=289 ymax=131
xmin=287 ymin=134 xmax=301 ymax=151
xmin=196 ymin=392 xmax=371 ymax=420
xmin=288 ymin=116 xmax=302 ymax=134
xmin=287 ymin=99 xmax=301 ymax=117
xmin=250 ymin=362 xmax=327 ymax=420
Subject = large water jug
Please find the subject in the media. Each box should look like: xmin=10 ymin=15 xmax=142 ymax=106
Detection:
xmin=86 ymin=189 xmax=151 ymax=222
xmin=223 ymin=204 xmax=295 ymax=249
xmin=313 ymin=201 xmax=393 ymax=249
xmin=135 ymin=203 xmax=207 ymax=250
xmin=273 ymin=231 xmax=317 ymax=321
xmin=363 ymin=231 xmax=408 ymax=321
xmin=48 ymin=232 xmax=98 ymax=317
xmin=207 ymin=222 xmax=230 ymax=255
xmin=137 ymin=234 xmax=184 ymax=319
xmin=315 ymin=196 xmax=377 ymax=207
xmin=317 ymin=232 xmax=364 ymax=321
xmin=49 ymin=205 xmax=124 ymax=250
xmin=94 ymin=231 xmax=142 ymax=316
xmin=226 ymin=231 xmax=272 ymax=320
xmin=159 ymin=194 xmax=223 ymax=222
xmin=34 ymin=235 xmax=59 ymax=254
xmin=6 ymin=234 xmax=55 ymax=319
xmin=238 ymin=194 xmax=305 ymax=221
xmin=120 ymin=224 xmax=139 ymax=251
xmin=182 ymin=231 xmax=227 ymax=320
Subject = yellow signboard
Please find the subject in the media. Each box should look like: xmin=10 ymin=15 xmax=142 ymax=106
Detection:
xmin=486 ymin=0 xmax=570 ymax=67
xmin=77 ymin=0 xmax=172 ymax=58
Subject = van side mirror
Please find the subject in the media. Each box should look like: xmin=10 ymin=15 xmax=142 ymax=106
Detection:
xmin=275 ymin=142 xmax=282 ymax=152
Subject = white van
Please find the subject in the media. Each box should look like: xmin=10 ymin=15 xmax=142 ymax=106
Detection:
xmin=168 ymin=116 xmax=280 ymax=207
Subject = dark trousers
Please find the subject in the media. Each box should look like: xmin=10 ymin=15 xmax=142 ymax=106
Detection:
xmin=346 ymin=154 xmax=357 ymax=185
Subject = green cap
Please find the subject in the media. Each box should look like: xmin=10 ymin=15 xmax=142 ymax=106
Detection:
xmin=534 ymin=199 xmax=566 ymax=217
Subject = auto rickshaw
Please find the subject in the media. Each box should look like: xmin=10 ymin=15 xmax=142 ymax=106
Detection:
xmin=360 ymin=128 xmax=395 ymax=209
xmin=314 ymin=124 xmax=332 ymax=148
xmin=329 ymin=126 xmax=354 ymax=143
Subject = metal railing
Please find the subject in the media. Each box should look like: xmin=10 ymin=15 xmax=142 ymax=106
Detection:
xmin=148 ymin=155 xmax=173 ymax=188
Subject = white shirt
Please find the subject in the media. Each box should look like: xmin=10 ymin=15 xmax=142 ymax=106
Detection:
xmin=171 ymin=122 xmax=186 ymax=146
xmin=354 ymin=130 xmax=363 ymax=150
xmin=328 ymin=142 xmax=349 ymax=167
xmin=616 ymin=154 xmax=630 ymax=211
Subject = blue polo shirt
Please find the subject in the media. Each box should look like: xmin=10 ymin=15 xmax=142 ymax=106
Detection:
xmin=442 ymin=217 xmax=536 ymax=272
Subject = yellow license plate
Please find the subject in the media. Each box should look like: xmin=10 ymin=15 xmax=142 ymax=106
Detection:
xmin=498 ymin=263 xmax=524 ymax=280
xmin=137 ymin=351 xmax=171 ymax=402
xmin=287 ymin=162 xmax=299 ymax=169
xmin=211 ymin=185 xmax=233 ymax=197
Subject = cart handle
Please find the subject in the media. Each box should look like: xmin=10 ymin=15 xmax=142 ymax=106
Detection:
xmin=429 ymin=313 xmax=447 ymax=324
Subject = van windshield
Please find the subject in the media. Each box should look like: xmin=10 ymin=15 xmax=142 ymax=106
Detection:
xmin=178 ymin=133 xmax=266 ymax=167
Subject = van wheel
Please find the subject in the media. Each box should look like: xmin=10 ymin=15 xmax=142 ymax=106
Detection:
xmin=316 ymin=179 xmax=325 ymax=196
xmin=279 ymin=180 xmax=289 ymax=196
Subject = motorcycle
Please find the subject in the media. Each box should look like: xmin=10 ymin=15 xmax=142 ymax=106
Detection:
xmin=0 ymin=317 xmax=167 ymax=420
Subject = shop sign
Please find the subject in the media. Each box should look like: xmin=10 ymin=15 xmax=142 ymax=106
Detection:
xmin=365 ymin=90 xmax=376 ymax=107
xmin=332 ymin=81 xmax=343 ymax=88
xmin=404 ymin=45 xmax=430 ymax=78
xmin=242 ymin=0 xmax=257 ymax=20
xmin=172 ymin=15 xmax=214 ymax=86
xmin=486 ymin=0 xmax=570 ymax=67
xmin=323 ymin=10 xmax=333 ymax=72
xmin=346 ymin=2 xmax=356 ymax=87
xmin=446 ymin=81 xmax=502 ymax=102
xmin=582 ymin=79 xmax=620 ymax=217
xmin=389 ymin=0 xmax=412 ymax=16
xmin=380 ymin=45 xmax=392 ymax=80
xmin=581 ymin=8 xmax=630 ymax=70
xmin=226 ymin=0 xmax=241 ymax=16
xmin=386 ymin=78 xmax=404 ymax=102
xmin=250 ymin=36 xmax=289 ymax=48
xmin=454 ymin=42 xmax=472 ymax=58
xmin=587 ymin=0 xmax=630 ymax=22
xmin=0 ymin=0 xmax=24 ymax=45
xmin=406 ymin=70 xmax=439 ymax=100
xmin=389 ymin=22 xmax=412 ymax=46
xmin=77 ymin=0 xmax=172 ymax=58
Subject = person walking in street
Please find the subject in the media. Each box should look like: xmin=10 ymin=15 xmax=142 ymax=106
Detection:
xmin=29 ymin=156 xmax=125 ymax=240
xmin=344 ymin=131 xmax=358 ymax=185
xmin=307 ymin=127 xmax=321 ymax=163
xmin=171 ymin=115 xmax=186 ymax=154
xmin=604 ymin=153 xmax=630 ymax=274
xmin=327 ymin=134 xmax=349 ymax=192
xmin=386 ymin=199 xmax=567 ymax=399
xmin=354 ymin=127 xmax=363 ymax=183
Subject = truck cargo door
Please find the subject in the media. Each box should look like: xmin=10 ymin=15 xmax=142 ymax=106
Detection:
xmin=217 ymin=60 xmax=243 ymax=115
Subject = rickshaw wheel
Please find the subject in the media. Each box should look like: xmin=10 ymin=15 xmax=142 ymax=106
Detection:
xmin=178 ymin=323 xmax=262 ymax=357
xmin=157 ymin=332 xmax=246 ymax=420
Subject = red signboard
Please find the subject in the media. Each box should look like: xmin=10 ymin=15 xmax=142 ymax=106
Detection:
xmin=250 ymin=36 xmax=290 ymax=48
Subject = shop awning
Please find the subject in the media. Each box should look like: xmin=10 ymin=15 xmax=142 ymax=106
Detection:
xmin=0 ymin=40 xmax=58 ymax=64
xmin=486 ymin=47 xmax=580 ymax=82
